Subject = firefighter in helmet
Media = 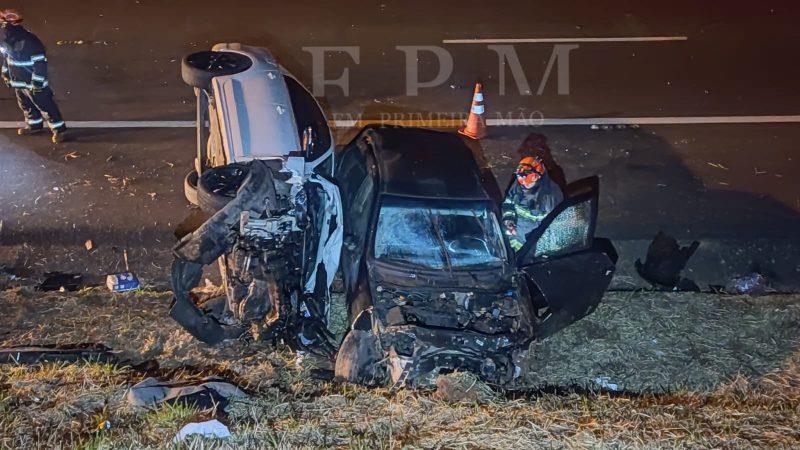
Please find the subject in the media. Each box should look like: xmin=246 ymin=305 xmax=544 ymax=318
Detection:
xmin=0 ymin=9 xmax=67 ymax=143
xmin=502 ymin=155 xmax=564 ymax=252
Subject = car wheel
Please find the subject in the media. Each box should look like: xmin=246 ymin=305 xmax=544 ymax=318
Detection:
xmin=184 ymin=170 xmax=199 ymax=205
xmin=196 ymin=163 xmax=250 ymax=213
xmin=181 ymin=51 xmax=253 ymax=89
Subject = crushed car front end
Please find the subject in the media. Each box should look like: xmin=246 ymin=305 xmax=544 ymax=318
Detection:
xmin=171 ymin=44 xmax=342 ymax=355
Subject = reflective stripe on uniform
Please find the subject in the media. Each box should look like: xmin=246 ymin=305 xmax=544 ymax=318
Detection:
xmin=48 ymin=121 xmax=65 ymax=129
xmin=31 ymin=74 xmax=46 ymax=81
xmin=27 ymin=118 xmax=43 ymax=125
xmin=30 ymin=54 xmax=46 ymax=62
xmin=1 ymin=66 xmax=7 ymax=73
xmin=6 ymin=57 xmax=34 ymax=67
xmin=10 ymin=80 xmax=29 ymax=88
xmin=514 ymin=204 xmax=547 ymax=222
xmin=509 ymin=237 xmax=524 ymax=251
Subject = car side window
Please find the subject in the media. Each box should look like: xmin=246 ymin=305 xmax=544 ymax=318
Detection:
xmin=284 ymin=76 xmax=332 ymax=162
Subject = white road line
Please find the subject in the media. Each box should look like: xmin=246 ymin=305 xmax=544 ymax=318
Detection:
xmin=1 ymin=115 xmax=799 ymax=130
xmin=0 ymin=120 xmax=196 ymax=128
xmin=486 ymin=115 xmax=800 ymax=126
xmin=443 ymin=36 xmax=688 ymax=44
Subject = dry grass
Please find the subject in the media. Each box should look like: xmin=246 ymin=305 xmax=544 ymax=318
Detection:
xmin=0 ymin=284 xmax=799 ymax=448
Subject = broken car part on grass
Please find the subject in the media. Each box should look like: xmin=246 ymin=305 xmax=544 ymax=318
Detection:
xmin=169 ymin=43 xmax=617 ymax=389
xmin=636 ymin=231 xmax=700 ymax=291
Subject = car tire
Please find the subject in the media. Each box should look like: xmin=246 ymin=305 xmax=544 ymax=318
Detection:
xmin=181 ymin=51 xmax=253 ymax=89
xmin=184 ymin=170 xmax=199 ymax=205
xmin=196 ymin=163 xmax=250 ymax=214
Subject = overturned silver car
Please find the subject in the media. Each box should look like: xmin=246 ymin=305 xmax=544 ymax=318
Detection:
xmin=171 ymin=44 xmax=342 ymax=354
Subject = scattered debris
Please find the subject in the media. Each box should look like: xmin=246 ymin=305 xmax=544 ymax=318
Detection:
xmin=434 ymin=372 xmax=498 ymax=404
xmin=594 ymin=376 xmax=620 ymax=391
xmin=172 ymin=420 xmax=231 ymax=443
xmin=107 ymin=250 xmax=140 ymax=292
xmin=726 ymin=272 xmax=768 ymax=295
xmin=706 ymin=162 xmax=729 ymax=170
xmin=0 ymin=344 xmax=120 ymax=364
xmin=56 ymin=39 xmax=114 ymax=46
xmin=106 ymin=272 xmax=140 ymax=292
xmin=127 ymin=377 xmax=248 ymax=409
xmin=85 ymin=239 xmax=94 ymax=251
xmin=635 ymin=231 xmax=700 ymax=290
xmin=39 ymin=272 xmax=84 ymax=292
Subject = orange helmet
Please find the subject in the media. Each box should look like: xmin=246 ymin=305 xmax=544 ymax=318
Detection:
xmin=0 ymin=9 xmax=23 ymax=25
xmin=515 ymin=156 xmax=546 ymax=189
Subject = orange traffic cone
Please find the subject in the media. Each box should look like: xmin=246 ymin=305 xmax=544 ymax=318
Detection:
xmin=458 ymin=82 xmax=487 ymax=140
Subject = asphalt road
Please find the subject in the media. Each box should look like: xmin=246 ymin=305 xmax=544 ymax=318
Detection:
xmin=0 ymin=0 xmax=798 ymax=288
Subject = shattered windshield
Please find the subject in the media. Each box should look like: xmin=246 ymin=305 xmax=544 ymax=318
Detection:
xmin=374 ymin=198 xmax=507 ymax=270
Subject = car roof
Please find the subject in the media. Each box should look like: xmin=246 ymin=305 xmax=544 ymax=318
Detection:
xmin=362 ymin=126 xmax=491 ymax=201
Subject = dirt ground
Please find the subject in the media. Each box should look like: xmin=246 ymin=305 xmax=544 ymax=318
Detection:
xmin=0 ymin=281 xmax=799 ymax=448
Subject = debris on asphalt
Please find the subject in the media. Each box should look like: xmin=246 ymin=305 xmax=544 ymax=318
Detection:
xmin=635 ymin=231 xmax=700 ymax=290
xmin=56 ymin=39 xmax=114 ymax=46
xmin=85 ymin=239 xmax=94 ymax=251
xmin=126 ymin=377 xmax=248 ymax=409
xmin=172 ymin=419 xmax=231 ymax=443
xmin=706 ymin=161 xmax=730 ymax=170
xmin=726 ymin=272 xmax=768 ymax=295
xmin=39 ymin=272 xmax=84 ymax=292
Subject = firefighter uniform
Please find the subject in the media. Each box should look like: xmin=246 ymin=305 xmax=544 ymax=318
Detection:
xmin=0 ymin=22 xmax=66 ymax=140
xmin=502 ymin=156 xmax=564 ymax=252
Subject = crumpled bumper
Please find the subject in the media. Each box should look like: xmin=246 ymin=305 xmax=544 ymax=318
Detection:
xmin=378 ymin=325 xmax=525 ymax=388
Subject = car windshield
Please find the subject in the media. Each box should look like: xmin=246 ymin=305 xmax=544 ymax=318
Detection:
xmin=374 ymin=198 xmax=507 ymax=270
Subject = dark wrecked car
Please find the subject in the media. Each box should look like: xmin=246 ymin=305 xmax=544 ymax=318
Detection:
xmin=170 ymin=44 xmax=342 ymax=356
xmin=332 ymin=126 xmax=618 ymax=387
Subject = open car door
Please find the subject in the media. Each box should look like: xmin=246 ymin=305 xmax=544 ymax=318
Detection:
xmin=515 ymin=176 xmax=618 ymax=339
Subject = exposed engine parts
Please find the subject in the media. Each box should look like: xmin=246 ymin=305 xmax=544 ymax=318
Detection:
xmin=170 ymin=160 xmax=335 ymax=355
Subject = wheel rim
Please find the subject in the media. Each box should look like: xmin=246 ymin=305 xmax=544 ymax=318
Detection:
xmin=201 ymin=165 xmax=249 ymax=198
xmin=187 ymin=51 xmax=251 ymax=73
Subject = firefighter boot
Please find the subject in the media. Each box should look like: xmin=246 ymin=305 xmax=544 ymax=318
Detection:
xmin=17 ymin=125 xmax=44 ymax=136
xmin=51 ymin=127 xmax=68 ymax=144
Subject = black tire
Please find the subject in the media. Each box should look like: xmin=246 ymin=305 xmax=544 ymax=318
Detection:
xmin=181 ymin=51 xmax=253 ymax=89
xmin=196 ymin=163 xmax=250 ymax=213
xmin=184 ymin=170 xmax=199 ymax=205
